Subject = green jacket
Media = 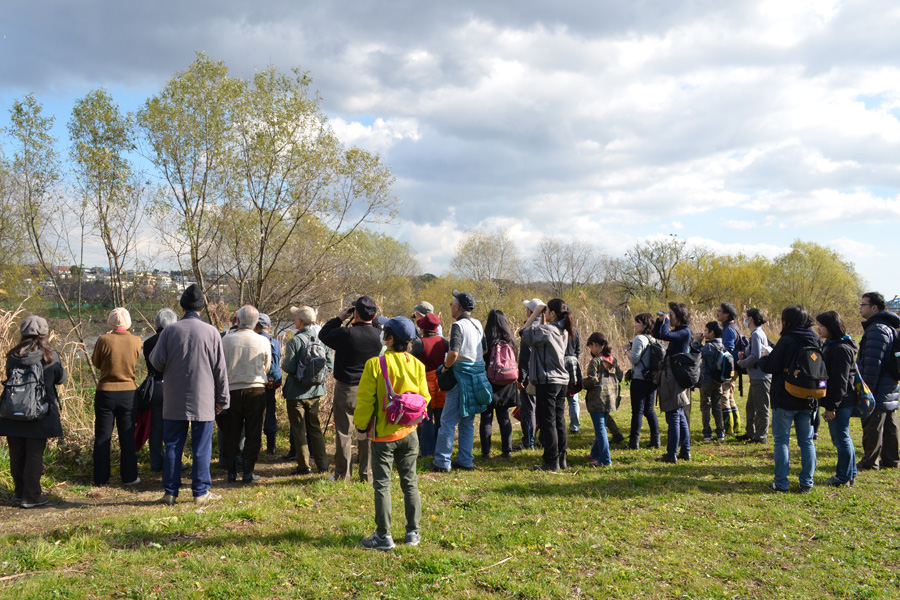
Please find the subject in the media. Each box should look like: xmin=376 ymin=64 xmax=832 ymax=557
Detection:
xmin=282 ymin=328 xmax=333 ymax=400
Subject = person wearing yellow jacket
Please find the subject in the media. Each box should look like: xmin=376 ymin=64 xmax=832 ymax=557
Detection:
xmin=354 ymin=315 xmax=430 ymax=551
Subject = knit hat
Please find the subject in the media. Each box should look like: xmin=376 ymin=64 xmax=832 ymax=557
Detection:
xmin=107 ymin=307 xmax=132 ymax=330
xmin=20 ymin=315 xmax=49 ymax=337
xmin=180 ymin=283 xmax=205 ymax=311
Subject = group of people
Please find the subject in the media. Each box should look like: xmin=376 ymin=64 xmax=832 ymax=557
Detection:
xmin=2 ymin=283 xmax=898 ymax=550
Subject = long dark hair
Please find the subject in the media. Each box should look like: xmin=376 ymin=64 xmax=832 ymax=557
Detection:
xmin=815 ymin=310 xmax=846 ymax=340
xmin=668 ymin=302 xmax=689 ymax=326
xmin=586 ymin=332 xmax=612 ymax=357
xmin=781 ymin=305 xmax=814 ymax=335
xmin=8 ymin=335 xmax=54 ymax=363
xmin=546 ymin=298 xmax=575 ymax=339
xmin=485 ymin=309 xmax=517 ymax=353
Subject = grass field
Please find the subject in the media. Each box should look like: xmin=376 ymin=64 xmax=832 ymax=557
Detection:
xmin=1 ymin=389 xmax=899 ymax=599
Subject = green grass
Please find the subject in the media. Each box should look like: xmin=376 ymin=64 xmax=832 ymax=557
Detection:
xmin=1 ymin=390 xmax=899 ymax=599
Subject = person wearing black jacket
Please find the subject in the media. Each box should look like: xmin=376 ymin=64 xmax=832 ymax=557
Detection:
xmin=815 ymin=311 xmax=858 ymax=487
xmin=760 ymin=306 xmax=820 ymax=493
xmin=515 ymin=299 xmax=542 ymax=451
xmin=0 ymin=316 xmax=67 ymax=508
xmin=143 ymin=308 xmax=179 ymax=473
xmin=480 ymin=309 xmax=518 ymax=458
xmin=319 ymin=295 xmax=383 ymax=483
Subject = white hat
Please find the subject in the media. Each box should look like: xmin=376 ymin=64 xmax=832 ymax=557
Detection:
xmin=523 ymin=298 xmax=544 ymax=312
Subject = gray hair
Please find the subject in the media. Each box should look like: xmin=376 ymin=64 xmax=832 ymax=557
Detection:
xmin=154 ymin=308 xmax=178 ymax=331
xmin=293 ymin=306 xmax=317 ymax=325
xmin=236 ymin=305 xmax=259 ymax=329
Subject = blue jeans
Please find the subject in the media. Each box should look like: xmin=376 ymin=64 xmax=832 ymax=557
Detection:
xmin=568 ymin=395 xmax=581 ymax=432
xmin=665 ymin=407 xmax=690 ymax=458
xmin=433 ymin=386 xmax=475 ymax=469
xmin=827 ymin=405 xmax=857 ymax=484
xmin=772 ymin=408 xmax=816 ymax=490
xmin=589 ymin=412 xmax=611 ymax=465
xmin=417 ymin=411 xmax=437 ymax=457
xmin=163 ymin=420 xmax=214 ymax=497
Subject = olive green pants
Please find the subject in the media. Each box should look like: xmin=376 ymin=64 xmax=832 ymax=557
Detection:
xmin=370 ymin=433 xmax=421 ymax=538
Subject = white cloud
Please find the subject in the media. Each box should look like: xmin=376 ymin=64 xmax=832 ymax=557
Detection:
xmin=828 ymin=237 xmax=887 ymax=260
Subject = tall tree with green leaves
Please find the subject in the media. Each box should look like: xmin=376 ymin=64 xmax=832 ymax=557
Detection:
xmin=68 ymin=89 xmax=144 ymax=307
xmin=137 ymin=53 xmax=241 ymax=326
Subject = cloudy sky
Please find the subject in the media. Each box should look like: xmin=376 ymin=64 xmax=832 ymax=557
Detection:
xmin=2 ymin=0 xmax=899 ymax=295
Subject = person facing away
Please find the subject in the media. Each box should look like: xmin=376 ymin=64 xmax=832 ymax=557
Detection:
xmin=479 ymin=309 xmax=519 ymax=459
xmin=91 ymin=307 xmax=143 ymax=487
xmin=856 ymin=291 xmax=900 ymax=471
xmin=699 ymin=321 xmax=727 ymax=442
xmin=0 ymin=315 xmax=67 ymax=509
xmin=149 ymin=283 xmax=230 ymax=505
xmin=220 ymin=305 xmax=272 ymax=484
xmin=254 ymin=312 xmax=282 ymax=456
xmin=143 ymin=308 xmax=179 ymax=473
xmin=410 ymin=312 xmax=448 ymax=457
xmin=319 ymin=295 xmax=383 ymax=483
xmin=354 ymin=315 xmax=430 ymax=551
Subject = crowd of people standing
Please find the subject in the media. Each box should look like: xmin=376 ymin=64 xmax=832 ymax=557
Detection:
xmin=2 ymin=283 xmax=899 ymax=550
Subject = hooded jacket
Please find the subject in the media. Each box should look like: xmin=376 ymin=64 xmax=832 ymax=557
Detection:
xmin=520 ymin=321 xmax=569 ymax=385
xmin=859 ymin=311 xmax=900 ymax=410
xmin=759 ymin=328 xmax=824 ymax=412
xmin=0 ymin=349 xmax=66 ymax=439
xmin=821 ymin=336 xmax=857 ymax=412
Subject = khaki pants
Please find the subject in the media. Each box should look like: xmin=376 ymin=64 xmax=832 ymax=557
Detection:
xmin=286 ymin=396 xmax=328 ymax=472
xmin=700 ymin=380 xmax=725 ymax=437
xmin=333 ymin=380 xmax=372 ymax=482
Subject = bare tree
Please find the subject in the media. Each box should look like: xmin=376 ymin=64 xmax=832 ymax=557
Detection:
xmin=530 ymin=236 xmax=606 ymax=298
xmin=450 ymin=228 xmax=521 ymax=287
xmin=610 ymin=236 xmax=688 ymax=303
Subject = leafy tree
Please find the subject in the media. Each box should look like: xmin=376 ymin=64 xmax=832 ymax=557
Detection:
xmin=770 ymin=240 xmax=862 ymax=318
xmin=610 ymin=236 xmax=688 ymax=305
xmin=450 ymin=228 xmax=521 ymax=288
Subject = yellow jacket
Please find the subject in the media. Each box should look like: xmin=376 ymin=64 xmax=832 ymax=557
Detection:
xmin=354 ymin=350 xmax=431 ymax=442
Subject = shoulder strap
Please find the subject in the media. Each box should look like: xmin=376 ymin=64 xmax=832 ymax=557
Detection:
xmin=378 ymin=354 xmax=395 ymax=412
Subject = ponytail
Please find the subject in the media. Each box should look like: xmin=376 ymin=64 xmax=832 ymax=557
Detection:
xmin=546 ymin=298 xmax=574 ymax=339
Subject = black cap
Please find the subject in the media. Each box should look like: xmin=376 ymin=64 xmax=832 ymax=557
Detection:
xmin=180 ymin=284 xmax=205 ymax=311
xmin=353 ymin=295 xmax=377 ymax=321
xmin=451 ymin=290 xmax=475 ymax=312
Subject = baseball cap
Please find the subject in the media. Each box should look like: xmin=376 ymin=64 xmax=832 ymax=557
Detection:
xmin=257 ymin=313 xmax=272 ymax=329
xmin=413 ymin=301 xmax=434 ymax=315
xmin=523 ymin=298 xmax=544 ymax=313
xmin=451 ymin=290 xmax=475 ymax=312
xmin=353 ymin=296 xmax=377 ymax=321
xmin=376 ymin=316 xmax=417 ymax=342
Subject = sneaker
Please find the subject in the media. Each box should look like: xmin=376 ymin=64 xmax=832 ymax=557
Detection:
xmin=610 ymin=434 xmax=626 ymax=445
xmin=735 ymin=434 xmax=750 ymax=441
xmin=404 ymin=531 xmax=421 ymax=546
xmin=717 ymin=433 xmax=726 ymax=441
xmin=569 ymin=427 xmax=579 ymax=434
xmin=768 ymin=482 xmax=788 ymax=493
xmin=824 ymin=476 xmax=850 ymax=488
xmin=656 ymin=454 xmax=677 ymax=464
xmin=20 ymin=494 xmax=49 ymax=509
xmin=123 ymin=477 xmax=141 ymax=487
xmin=703 ymin=434 xmax=713 ymax=442
xmin=799 ymin=485 xmax=813 ymax=494
xmin=360 ymin=532 xmax=395 ymax=551
xmin=428 ymin=462 xmax=450 ymax=473
xmin=451 ymin=460 xmax=475 ymax=471
xmin=242 ymin=473 xmax=261 ymax=483
xmin=159 ymin=493 xmax=176 ymax=506
xmin=677 ymin=451 xmax=692 ymax=461
xmin=291 ymin=467 xmax=312 ymax=476
xmin=279 ymin=452 xmax=296 ymax=462
xmin=533 ymin=463 xmax=559 ymax=472
xmin=194 ymin=491 xmax=221 ymax=504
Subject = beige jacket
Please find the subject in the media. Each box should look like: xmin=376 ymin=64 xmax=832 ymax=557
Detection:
xmin=222 ymin=329 xmax=272 ymax=391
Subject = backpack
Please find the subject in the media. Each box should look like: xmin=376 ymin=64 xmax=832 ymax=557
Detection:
xmin=713 ymin=347 xmax=735 ymax=383
xmin=783 ymin=341 xmax=828 ymax=400
xmin=487 ymin=341 xmax=518 ymax=385
xmin=637 ymin=336 xmax=666 ymax=381
xmin=669 ymin=351 xmax=701 ymax=389
xmin=852 ymin=364 xmax=876 ymax=419
xmin=295 ymin=332 xmax=330 ymax=386
xmin=0 ymin=361 xmax=48 ymax=421
xmin=379 ymin=355 xmax=428 ymax=427
xmin=885 ymin=327 xmax=900 ymax=381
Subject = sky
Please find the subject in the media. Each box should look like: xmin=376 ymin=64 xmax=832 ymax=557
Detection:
xmin=1 ymin=0 xmax=899 ymax=296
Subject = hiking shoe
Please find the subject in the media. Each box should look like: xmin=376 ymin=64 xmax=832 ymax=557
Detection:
xmin=677 ymin=451 xmax=691 ymax=461
xmin=360 ymin=532 xmax=395 ymax=551
xmin=194 ymin=491 xmax=221 ymax=504
xmin=533 ymin=463 xmax=559 ymax=472
xmin=405 ymin=531 xmax=421 ymax=546
xmin=451 ymin=460 xmax=475 ymax=471
xmin=280 ymin=452 xmax=296 ymax=462
xmin=123 ymin=477 xmax=141 ymax=487
xmin=768 ymin=482 xmax=788 ymax=493
xmin=20 ymin=495 xmax=49 ymax=509
xmin=291 ymin=467 xmax=312 ymax=476
xmin=657 ymin=454 xmax=677 ymax=464
xmin=242 ymin=473 xmax=261 ymax=483
xmin=159 ymin=493 xmax=176 ymax=506
xmin=799 ymin=485 xmax=813 ymax=494
xmin=428 ymin=462 xmax=450 ymax=473
xmin=824 ymin=476 xmax=851 ymax=488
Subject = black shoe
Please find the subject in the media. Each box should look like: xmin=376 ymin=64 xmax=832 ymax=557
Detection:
xmin=500 ymin=452 xmax=511 ymax=459
xmin=677 ymin=451 xmax=691 ymax=461
xmin=748 ymin=439 xmax=765 ymax=444
xmin=428 ymin=462 xmax=450 ymax=473
xmin=857 ymin=461 xmax=879 ymax=471
xmin=610 ymin=435 xmax=626 ymax=445
xmin=279 ymin=452 xmax=296 ymax=462
xmin=735 ymin=434 xmax=750 ymax=441
xmin=626 ymin=440 xmax=639 ymax=450
xmin=451 ymin=460 xmax=475 ymax=471
xmin=558 ymin=453 xmax=568 ymax=469
xmin=227 ymin=472 xmax=237 ymax=483
xmin=657 ymin=454 xmax=677 ymax=464
xmin=533 ymin=463 xmax=559 ymax=471
xmin=242 ymin=473 xmax=261 ymax=483
xmin=291 ymin=467 xmax=312 ymax=476
xmin=768 ymin=482 xmax=788 ymax=493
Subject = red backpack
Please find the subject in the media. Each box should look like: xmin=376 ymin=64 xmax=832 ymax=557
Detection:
xmin=487 ymin=341 xmax=518 ymax=385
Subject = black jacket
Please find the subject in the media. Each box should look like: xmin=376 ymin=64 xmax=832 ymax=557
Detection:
xmin=821 ymin=337 xmax=857 ymax=412
xmin=0 ymin=350 xmax=67 ymax=439
xmin=318 ymin=318 xmax=383 ymax=385
xmin=760 ymin=328 xmax=823 ymax=412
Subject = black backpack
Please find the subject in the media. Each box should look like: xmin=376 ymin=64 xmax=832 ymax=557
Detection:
xmin=669 ymin=351 xmax=701 ymax=389
xmin=637 ymin=336 xmax=666 ymax=381
xmin=0 ymin=362 xmax=48 ymax=421
xmin=783 ymin=340 xmax=828 ymax=401
xmin=885 ymin=327 xmax=900 ymax=381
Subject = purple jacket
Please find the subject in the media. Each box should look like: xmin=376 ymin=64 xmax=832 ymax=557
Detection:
xmin=149 ymin=313 xmax=229 ymax=421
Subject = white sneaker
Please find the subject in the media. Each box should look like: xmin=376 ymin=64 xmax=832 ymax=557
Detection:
xmin=404 ymin=531 xmax=421 ymax=546
xmin=124 ymin=477 xmax=141 ymax=487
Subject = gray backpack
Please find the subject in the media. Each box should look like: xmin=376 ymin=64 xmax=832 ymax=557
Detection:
xmin=295 ymin=333 xmax=330 ymax=385
xmin=0 ymin=362 xmax=48 ymax=421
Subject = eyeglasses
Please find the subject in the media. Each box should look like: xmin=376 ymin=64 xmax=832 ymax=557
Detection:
xmin=859 ymin=303 xmax=872 ymax=307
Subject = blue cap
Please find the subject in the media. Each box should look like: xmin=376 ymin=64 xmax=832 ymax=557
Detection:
xmin=376 ymin=315 xmax=417 ymax=342
xmin=257 ymin=313 xmax=272 ymax=329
